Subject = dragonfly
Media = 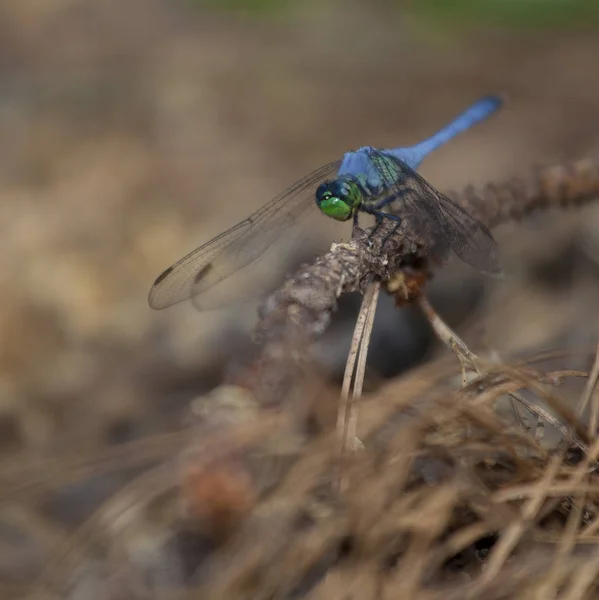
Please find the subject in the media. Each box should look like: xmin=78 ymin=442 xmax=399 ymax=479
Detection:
xmin=149 ymin=95 xmax=503 ymax=311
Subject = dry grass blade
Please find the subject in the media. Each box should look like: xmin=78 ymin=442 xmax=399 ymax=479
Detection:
xmin=337 ymin=280 xmax=380 ymax=491
xmin=480 ymin=454 xmax=562 ymax=584
xmin=577 ymin=340 xmax=599 ymax=439
xmin=534 ymin=438 xmax=599 ymax=596
xmin=31 ymin=462 xmax=177 ymax=596
xmin=338 ymin=282 xmax=380 ymax=446
xmin=0 ymin=430 xmax=191 ymax=503
xmin=561 ymin=543 xmax=599 ymax=600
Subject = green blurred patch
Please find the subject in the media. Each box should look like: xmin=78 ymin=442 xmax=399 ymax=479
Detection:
xmin=185 ymin=0 xmax=599 ymax=28
xmin=408 ymin=0 xmax=599 ymax=30
xmin=184 ymin=0 xmax=289 ymax=16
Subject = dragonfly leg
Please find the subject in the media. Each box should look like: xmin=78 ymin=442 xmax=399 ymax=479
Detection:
xmin=379 ymin=213 xmax=403 ymax=247
xmin=367 ymin=191 xmax=410 ymax=245
xmin=351 ymin=208 xmax=360 ymax=235
xmin=360 ymin=205 xmax=383 ymax=239
xmin=369 ymin=217 xmax=382 ymax=238
xmin=362 ymin=205 xmax=402 ymax=247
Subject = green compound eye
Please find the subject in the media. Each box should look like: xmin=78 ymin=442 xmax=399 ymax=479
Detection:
xmin=319 ymin=196 xmax=352 ymax=221
xmin=315 ymin=181 xmax=359 ymax=222
xmin=316 ymin=181 xmax=353 ymax=221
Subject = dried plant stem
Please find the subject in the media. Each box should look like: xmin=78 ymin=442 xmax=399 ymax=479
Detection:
xmin=338 ymin=281 xmax=380 ymax=491
xmin=417 ymin=294 xmax=481 ymax=386
xmin=416 ymin=294 xmax=578 ymax=448
xmin=344 ymin=281 xmax=380 ymax=451
xmin=480 ymin=454 xmax=562 ymax=584
xmin=577 ymin=340 xmax=599 ymax=438
xmin=32 ymin=462 xmax=177 ymax=597
xmin=538 ymin=438 xmax=599 ymax=595
xmin=338 ymin=285 xmax=373 ymax=439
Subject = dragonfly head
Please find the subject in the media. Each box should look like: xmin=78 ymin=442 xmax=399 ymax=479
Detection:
xmin=315 ymin=179 xmax=361 ymax=222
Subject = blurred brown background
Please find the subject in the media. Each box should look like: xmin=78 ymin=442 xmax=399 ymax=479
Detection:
xmin=2 ymin=0 xmax=599 ymax=589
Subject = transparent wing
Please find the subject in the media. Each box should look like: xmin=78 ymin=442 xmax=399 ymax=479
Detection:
xmin=368 ymin=149 xmax=501 ymax=274
xmin=431 ymin=188 xmax=501 ymax=274
xmin=148 ymin=159 xmax=342 ymax=310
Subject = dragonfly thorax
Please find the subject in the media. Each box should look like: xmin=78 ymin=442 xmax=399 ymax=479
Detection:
xmin=315 ymin=177 xmax=364 ymax=222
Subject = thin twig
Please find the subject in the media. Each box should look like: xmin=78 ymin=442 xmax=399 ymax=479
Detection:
xmin=415 ymin=295 xmax=556 ymax=448
xmin=417 ymin=294 xmax=480 ymax=386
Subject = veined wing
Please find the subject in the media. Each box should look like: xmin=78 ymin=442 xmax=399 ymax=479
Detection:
xmin=368 ymin=148 xmax=501 ymax=274
xmin=148 ymin=159 xmax=342 ymax=310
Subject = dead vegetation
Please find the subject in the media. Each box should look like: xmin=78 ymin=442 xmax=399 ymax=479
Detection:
xmin=6 ymin=344 xmax=599 ymax=599
xmin=2 ymin=2 xmax=599 ymax=599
